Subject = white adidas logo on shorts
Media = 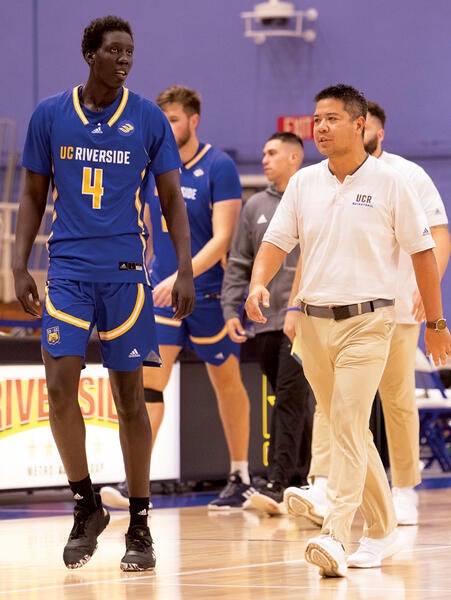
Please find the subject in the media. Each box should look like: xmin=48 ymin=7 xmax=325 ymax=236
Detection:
xmin=128 ymin=348 xmax=141 ymax=358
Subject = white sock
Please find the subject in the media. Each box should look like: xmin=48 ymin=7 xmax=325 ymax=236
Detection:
xmin=231 ymin=461 xmax=250 ymax=484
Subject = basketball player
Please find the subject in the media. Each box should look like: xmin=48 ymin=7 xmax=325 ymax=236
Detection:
xmin=101 ymin=85 xmax=255 ymax=511
xmin=13 ymin=16 xmax=195 ymax=572
xmin=245 ymin=84 xmax=451 ymax=577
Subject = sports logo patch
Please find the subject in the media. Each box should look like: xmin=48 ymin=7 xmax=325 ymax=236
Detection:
xmin=117 ymin=120 xmax=135 ymax=136
xmin=47 ymin=326 xmax=61 ymax=345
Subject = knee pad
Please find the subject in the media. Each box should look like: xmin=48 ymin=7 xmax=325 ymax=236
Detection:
xmin=144 ymin=388 xmax=164 ymax=404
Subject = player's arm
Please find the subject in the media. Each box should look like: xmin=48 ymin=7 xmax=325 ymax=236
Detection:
xmin=245 ymin=241 xmax=287 ymax=324
xmin=283 ymin=255 xmax=302 ymax=342
xmin=143 ymin=202 xmax=153 ymax=265
xmin=412 ymin=224 xmax=451 ymax=321
xmin=191 ymin=198 xmax=242 ymax=277
xmin=154 ymin=169 xmax=195 ymax=319
xmin=410 ymin=248 xmax=451 ymax=365
xmin=12 ymin=169 xmax=49 ymax=317
xmin=221 ymin=209 xmax=254 ymax=343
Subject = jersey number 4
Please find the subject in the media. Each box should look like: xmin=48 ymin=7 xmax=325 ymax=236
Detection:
xmin=82 ymin=167 xmax=104 ymax=209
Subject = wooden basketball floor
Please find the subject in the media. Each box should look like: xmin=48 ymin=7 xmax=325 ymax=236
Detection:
xmin=1 ymin=487 xmax=450 ymax=599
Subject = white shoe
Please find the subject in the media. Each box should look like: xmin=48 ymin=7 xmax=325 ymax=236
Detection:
xmin=100 ymin=482 xmax=153 ymax=510
xmin=347 ymin=530 xmax=402 ymax=568
xmin=392 ymin=487 xmax=418 ymax=525
xmin=284 ymin=485 xmax=327 ymax=526
xmin=305 ymin=534 xmax=348 ymax=577
xmin=250 ymin=492 xmax=287 ymax=516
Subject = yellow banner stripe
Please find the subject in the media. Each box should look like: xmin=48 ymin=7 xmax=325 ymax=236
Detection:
xmin=98 ymin=283 xmax=145 ymax=341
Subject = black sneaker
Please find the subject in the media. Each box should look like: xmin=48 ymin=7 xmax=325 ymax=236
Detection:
xmin=63 ymin=494 xmax=110 ymax=569
xmin=208 ymin=471 xmax=256 ymax=510
xmin=250 ymin=481 xmax=287 ymax=516
xmin=100 ymin=480 xmax=153 ymax=510
xmin=120 ymin=525 xmax=156 ymax=571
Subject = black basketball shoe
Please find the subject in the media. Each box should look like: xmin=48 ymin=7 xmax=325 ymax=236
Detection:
xmin=63 ymin=493 xmax=110 ymax=569
xmin=120 ymin=525 xmax=156 ymax=571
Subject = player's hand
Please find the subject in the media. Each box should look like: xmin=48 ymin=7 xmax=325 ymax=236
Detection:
xmin=171 ymin=271 xmax=195 ymax=320
xmin=283 ymin=309 xmax=299 ymax=342
xmin=153 ymin=273 xmax=177 ymax=308
xmin=244 ymin=284 xmax=269 ymax=324
xmin=411 ymin=289 xmax=426 ymax=322
xmin=226 ymin=317 xmax=247 ymax=343
xmin=424 ymin=327 xmax=451 ymax=367
xmin=13 ymin=269 xmax=42 ymax=318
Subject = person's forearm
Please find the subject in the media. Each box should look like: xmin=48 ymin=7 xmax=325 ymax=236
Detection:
xmin=250 ymin=241 xmax=287 ymax=289
xmin=431 ymin=225 xmax=451 ymax=279
xmin=13 ymin=194 xmax=46 ymax=272
xmin=191 ymin=234 xmax=231 ymax=278
xmin=411 ymin=249 xmax=444 ymax=320
xmin=287 ymin=255 xmax=302 ymax=307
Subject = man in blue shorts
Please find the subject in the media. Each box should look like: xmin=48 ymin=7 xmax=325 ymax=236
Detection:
xmin=101 ymin=85 xmax=255 ymax=510
xmin=13 ymin=16 xmax=195 ymax=572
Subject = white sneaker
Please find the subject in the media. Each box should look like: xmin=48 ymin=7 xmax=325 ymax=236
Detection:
xmin=100 ymin=481 xmax=153 ymax=510
xmin=392 ymin=487 xmax=418 ymax=525
xmin=347 ymin=530 xmax=402 ymax=568
xmin=305 ymin=534 xmax=348 ymax=577
xmin=284 ymin=485 xmax=327 ymax=526
xmin=250 ymin=492 xmax=287 ymax=516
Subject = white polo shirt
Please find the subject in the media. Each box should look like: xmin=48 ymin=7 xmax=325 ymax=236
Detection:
xmin=263 ymin=155 xmax=434 ymax=306
xmin=379 ymin=151 xmax=448 ymax=324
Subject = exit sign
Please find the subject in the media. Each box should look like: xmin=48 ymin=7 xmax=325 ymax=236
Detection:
xmin=277 ymin=115 xmax=314 ymax=140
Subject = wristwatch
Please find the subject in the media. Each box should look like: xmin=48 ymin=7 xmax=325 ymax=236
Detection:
xmin=425 ymin=317 xmax=447 ymax=331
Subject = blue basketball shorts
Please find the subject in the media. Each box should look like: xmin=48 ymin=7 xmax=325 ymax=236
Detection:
xmin=42 ymin=279 xmax=161 ymax=371
xmin=153 ymin=296 xmax=240 ymax=366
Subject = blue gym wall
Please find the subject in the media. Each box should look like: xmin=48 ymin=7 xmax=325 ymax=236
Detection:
xmin=2 ymin=0 xmax=450 ymax=310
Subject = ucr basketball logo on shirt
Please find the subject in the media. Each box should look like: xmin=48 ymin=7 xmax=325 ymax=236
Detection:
xmin=353 ymin=194 xmax=374 ymax=207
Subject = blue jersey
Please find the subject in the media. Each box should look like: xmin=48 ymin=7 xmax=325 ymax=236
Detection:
xmin=22 ymin=86 xmax=181 ymax=283
xmin=148 ymin=143 xmax=242 ymax=296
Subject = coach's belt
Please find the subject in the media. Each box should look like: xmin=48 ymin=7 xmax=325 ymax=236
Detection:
xmin=299 ymin=299 xmax=394 ymax=321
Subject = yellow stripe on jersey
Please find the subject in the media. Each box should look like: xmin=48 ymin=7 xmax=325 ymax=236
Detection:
xmin=155 ymin=315 xmax=182 ymax=328
xmin=98 ymin=283 xmax=145 ymax=341
xmin=45 ymin=288 xmax=91 ymax=330
xmin=72 ymin=85 xmax=129 ymax=127
xmin=108 ymin=87 xmax=129 ymax=126
xmin=184 ymin=144 xmax=212 ymax=170
xmin=134 ymin=186 xmax=151 ymax=286
xmin=189 ymin=324 xmax=228 ymax=345
xmin=72 ymin=85 xmax=89 ymax=125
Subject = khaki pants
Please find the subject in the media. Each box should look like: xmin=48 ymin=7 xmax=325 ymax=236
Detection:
xmin=309 ymin=323 xmax=421 ymax=488
xmin=379 ymin=323 xmax=421 ymax=487
xmin=295 ymin=307 xmax=397 ymax=544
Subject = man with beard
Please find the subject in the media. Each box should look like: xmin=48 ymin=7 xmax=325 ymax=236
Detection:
xmin=101 ymin=85 xmax=255 ymax=510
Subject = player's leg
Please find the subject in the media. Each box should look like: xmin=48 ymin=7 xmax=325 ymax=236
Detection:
xmin=98 ymin=282 xmax=160 ymax=571
xmin=42 ymin=280 xmax=109 ymax=569
xmin=143 ymin=344 xmax=182 ymax=444
xmin=205 ymin=354 xmax=256 ymax=509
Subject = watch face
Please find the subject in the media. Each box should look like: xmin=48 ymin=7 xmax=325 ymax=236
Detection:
xmin=437 ymin=318 xmax=447 ymax=330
